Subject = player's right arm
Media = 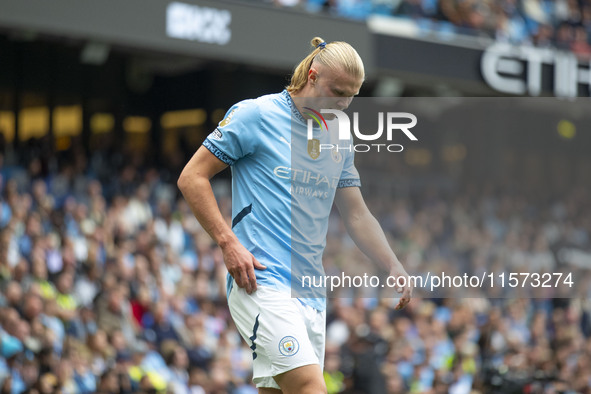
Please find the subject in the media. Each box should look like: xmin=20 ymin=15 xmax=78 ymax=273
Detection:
xmin=177 ymin=146 xmax=265 ymax=294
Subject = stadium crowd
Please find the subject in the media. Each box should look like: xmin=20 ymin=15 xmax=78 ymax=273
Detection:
xmin=0 ymin=135 xmax=590 ymax=393
xmin=271 ymin=0 xmax=591 ymax=53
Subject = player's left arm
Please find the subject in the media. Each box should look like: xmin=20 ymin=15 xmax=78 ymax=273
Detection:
xmin=335 ymin=186 xmax=412 ymax=309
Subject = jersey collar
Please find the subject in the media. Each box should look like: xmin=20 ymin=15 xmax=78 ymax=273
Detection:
xmin=283 ymin=90 xmax=307 ymax=124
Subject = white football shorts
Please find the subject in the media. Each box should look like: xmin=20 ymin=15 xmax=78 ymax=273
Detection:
xmin=228 ymin=281 xmax=326 ymax=389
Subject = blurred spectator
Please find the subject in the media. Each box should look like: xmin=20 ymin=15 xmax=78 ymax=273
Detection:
xmin=555 ymin=22 xmax=575 ymax=49
xmin=163 ymin=340 xmax=191 ymax=393
xmin=532 ymin=23 xmax=555 ymax=47
xmin=571 ymin=25 xmax=591 ymax=55
xmin=397 ymin=0 xmax=432 ymax=19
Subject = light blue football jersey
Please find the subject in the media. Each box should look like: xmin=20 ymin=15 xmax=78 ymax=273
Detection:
xmin=203 ymin=90 xmax=360 ymax=311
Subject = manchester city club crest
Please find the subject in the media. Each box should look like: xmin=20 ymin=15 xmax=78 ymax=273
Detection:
xmin=278 ymin=336 xmax=299 ymax=357
xmin=331 ymin=149 xmax=342 ymax=163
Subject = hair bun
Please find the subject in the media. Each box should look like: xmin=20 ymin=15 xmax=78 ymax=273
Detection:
xmin=311 ymin=37 xmax=325 ymax=48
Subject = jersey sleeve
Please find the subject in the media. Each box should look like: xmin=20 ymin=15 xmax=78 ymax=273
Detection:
xmin=202 ymin=100 xmax=260 ymax=165
xmin=338 ymin=150 xmax=361 ymax=188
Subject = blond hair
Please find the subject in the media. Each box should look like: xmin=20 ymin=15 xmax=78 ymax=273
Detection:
xmin=286 ymin=37 xmax=365 ymax=94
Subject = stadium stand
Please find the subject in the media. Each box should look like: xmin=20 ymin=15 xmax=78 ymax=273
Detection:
xmin=276 ymin=0 xmax=591 ymax=51
xmin=0 ymin=134 xmax=590 ymax=392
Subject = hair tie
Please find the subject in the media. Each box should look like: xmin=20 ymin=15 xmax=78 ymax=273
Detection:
xmin=316 ymin=42 xmax=326 ymax=49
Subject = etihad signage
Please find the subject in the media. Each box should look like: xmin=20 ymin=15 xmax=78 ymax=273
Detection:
xmin=481 ymin=43 xmax=591 ymax=98
xmin=166 ymin=2 xmax=231 ymax=45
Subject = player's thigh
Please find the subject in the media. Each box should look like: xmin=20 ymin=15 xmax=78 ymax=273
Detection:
xmin=228 ymin=284 xmax=323 ymax=390
xmin=259 ymin=388 xmax=282 ymax=394
xmin=273 ymin=364 xmax=327 ymax=394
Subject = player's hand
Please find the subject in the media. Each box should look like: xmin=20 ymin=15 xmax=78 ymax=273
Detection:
xmin=221 ymin=239 xmax=266 ymax=294
xmin=390 ymin=263 xmax=412 ymax=310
